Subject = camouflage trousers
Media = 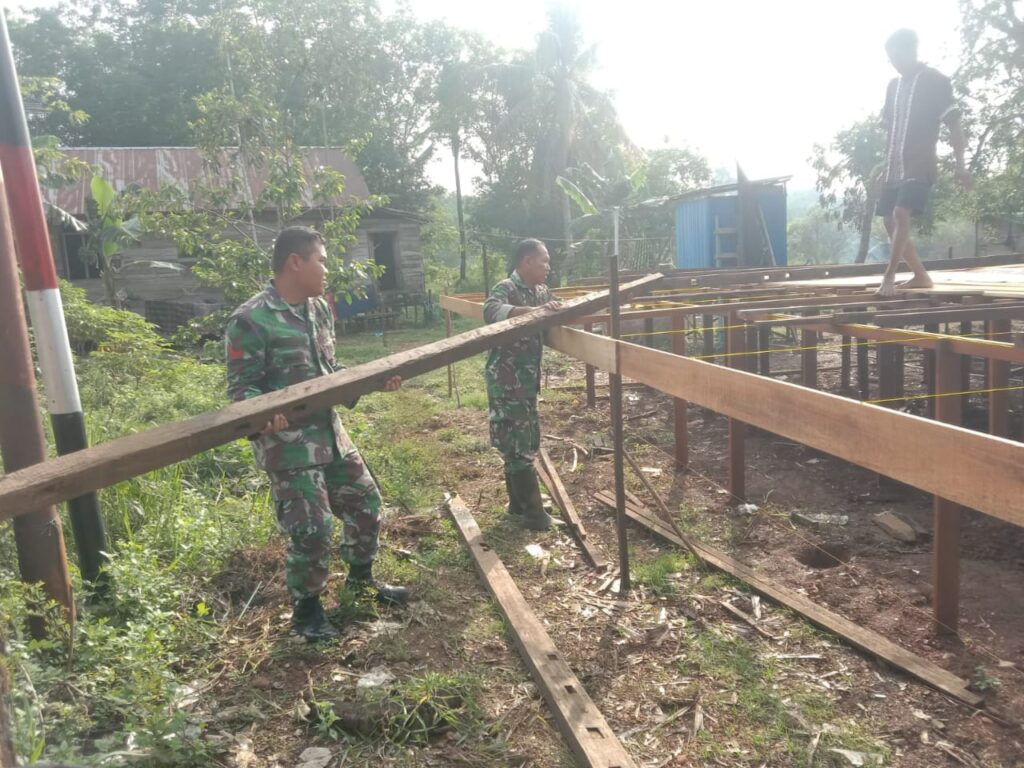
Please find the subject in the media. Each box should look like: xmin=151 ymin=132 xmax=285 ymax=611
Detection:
xmin=488 ymin=396 xmax=540 ymax=474
xmin=268 ymin=448 xmax=381 ymax=600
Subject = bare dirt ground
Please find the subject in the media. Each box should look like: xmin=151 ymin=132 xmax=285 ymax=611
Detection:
xmin=200 ymin=341 xmax=1023 ymax=768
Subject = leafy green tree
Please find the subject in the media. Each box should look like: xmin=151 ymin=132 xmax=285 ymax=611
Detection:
xmin=811 ymin=117 xmax=886 ymax=262
xmin=80 ymin=176 xmax=142 ymax=307
xmin=958 ymin=0 xmax=1024 ymax=217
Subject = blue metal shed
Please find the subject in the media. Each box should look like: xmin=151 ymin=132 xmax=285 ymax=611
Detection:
xmin=674 ymin=176 xmax=789 ymax=269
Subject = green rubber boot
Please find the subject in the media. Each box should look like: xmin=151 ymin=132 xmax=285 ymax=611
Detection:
xmin=510 ymin=468 xmax=555 ymax=531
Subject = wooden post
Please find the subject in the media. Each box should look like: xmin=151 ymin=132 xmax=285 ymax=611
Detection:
xmin=758 ymin=326 xmax=771 ymax=375
xmin=840 ymin=335 xmax=851 ymax=392
xmin=878 ymin=340 xmax=904 ymax=403
xmin=702 ymin=313 xmax=715 ymax=360
xmin=960 ymin=321 xmax=972 ymax=423
xmin=801 ymin=328 xmax=818 ymax=389
xmin=583 ymin=322 xmax=596 ymax=408
xmin=609 ymin=222 xmax=630 ymax=592
xmin=672 ymin=314 xmax=688 ymax=470
xmin=444 ymin=308 xmax=454 ymax=398
xmin=857 ymin=340 xmax=870 ymax=400
xmin=727 ymin=311 xmax=746 ymax=501
xmin=933 ymin=340 xmax=963 ymax=635
xmin=745 ymin=325 xmax=759 ymax=373
xmin=0 ymin=168 xmax=75 ymax=636
xmin=923 ymin=323 xmax=938 ymax=419
xmin=481 ymin=241 xmax=490 ymax=296
xmin=877 ymin=334 xmax=905 ymax=494
xmin=643 ymin=316 xmax=655 ymax=348
xmin=987 ymin=318 xmax=1010 ymax=438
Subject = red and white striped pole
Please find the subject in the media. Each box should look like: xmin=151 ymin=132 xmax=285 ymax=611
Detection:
xmin=0 ymin=10 xmax=107 ymax=587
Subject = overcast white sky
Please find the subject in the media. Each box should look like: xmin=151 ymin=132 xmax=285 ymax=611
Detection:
xmin=11 ymin=0 xmax=966 ymax=191
xmin=396 ymin=0 xmax=965 ymax=190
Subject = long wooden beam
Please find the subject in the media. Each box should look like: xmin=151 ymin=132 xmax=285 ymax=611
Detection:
xmin=447 ymin=495 xmax=638 ymax=768
xmin=592 ymin=491 xmax=983 ymax=707
xmin=739 ymin=298 xmax=937 ymax=320
xmin=549 ymin=329 xmax=1024 ymax=527
xmin=661 ymin=254 xmax=1024 ymax=289
xmin=570 ymin=254 xmax=1024 ymax=289
xmin=785 ymin=320 xmax=1024 ymax=365
xmin=0 ymin=275 xmax=663 ymax=518
xmin=536 ymin=448 xmax=607 ymax=571
xmin=873 ymin=303 xmax=1024 ymax=326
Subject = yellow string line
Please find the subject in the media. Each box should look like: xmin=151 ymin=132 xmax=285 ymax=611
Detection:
xmin=621 ymin=426 xmax=1021 ymax=682
xmin=621 ymin=327 xmax=1018 ymax=363
xmin=867 ymin=384 xmax=1024 ymax=405
xmin=628 ymin=292 xmax=824 ymax=310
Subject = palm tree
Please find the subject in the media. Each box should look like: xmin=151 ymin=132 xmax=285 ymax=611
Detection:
xmin=502 ymin=5 xmax=623 ymax=280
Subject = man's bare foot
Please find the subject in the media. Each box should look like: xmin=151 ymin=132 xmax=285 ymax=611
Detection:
xmin=897 ymin=276 xmax=934 ymax=290
xmin=874 ymin=278 xmax=897 ymax=298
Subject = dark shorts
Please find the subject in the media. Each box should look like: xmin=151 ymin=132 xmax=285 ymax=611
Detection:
xmin=876 ymin=181 xmax=932 ymax=217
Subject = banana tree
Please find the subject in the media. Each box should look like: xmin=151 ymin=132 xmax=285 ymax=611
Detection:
xmin=80 ymin=175 xmax=142 ymax=308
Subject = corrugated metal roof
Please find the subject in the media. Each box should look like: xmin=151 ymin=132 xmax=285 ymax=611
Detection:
xmin=43 ymin=146 xmax=371 ymax=215
xmin=668 ymin=175 xmax=792 ymax=203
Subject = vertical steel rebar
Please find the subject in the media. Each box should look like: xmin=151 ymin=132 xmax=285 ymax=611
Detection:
xmin=609 ymin=208 xmax=630 ymax=592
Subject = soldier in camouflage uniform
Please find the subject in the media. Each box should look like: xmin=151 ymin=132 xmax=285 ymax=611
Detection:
xmin=484 ymin=239 xmax=562 ymax=531
xmin=226 ymin=226 xmax=408 ymax=642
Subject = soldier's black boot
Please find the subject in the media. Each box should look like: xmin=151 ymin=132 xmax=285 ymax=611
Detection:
xmin=291 ymin=595 xmax=339 ymax=642
xmin=505 ymin=470 xmax=523 ymax=516
xmin=345 ymin=561 xmax=410 ymax=606
xmin=511 ymin=468 xmax=556 ymax=532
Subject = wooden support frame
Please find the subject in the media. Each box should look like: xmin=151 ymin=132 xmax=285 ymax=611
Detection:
xmin=702 ymin=313 xmax=715 ymax=359
xmin=583 ymin=322 xmax=597 ymax=408
xmin=569 ymin=254 xmax=1024 ymax=290
xmin=857 ymin=340 xmax=870 ymax=400
xmin=542 ymin=329 xmax=1024 ymax=527
xmin=873 ymin=303 xmax=1024 ymax=326
xmin=758 ymin=326 xmax=771 ymax=375
xmin=447 ymin=495 xmax=638 ymax=768
xmin=740 ymin=298 xmax=936 ymax=323
xmin=593 ymin=492 xmax=982 ymax=707
xmin=0 ymin=275 xmax=663 ymax=517
xmin=801 ymin=328 xmax=818 ymax=389
xmin=933 ymin=342 xmax=964 ymax=634
xmin=840 ymin=335 xmax=852 ymax=392
xmin=794 ymin=321 xmax=1024 ymax=365
xmin=987 ymin=319 xmax=1011 ymax=438
xmin=726 ymin=312 xmax=746 ymax=501
xmin=671 ymin=315 xmax=688 ymax=469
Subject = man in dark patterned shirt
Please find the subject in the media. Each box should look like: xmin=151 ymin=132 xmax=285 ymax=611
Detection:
xmin=875 ymin=28 xmax=972 ymax=296
xmin=484 ymin=239 xmax=561 ymax=530
xmin=226 ymin=226 xmax=407 ymax=642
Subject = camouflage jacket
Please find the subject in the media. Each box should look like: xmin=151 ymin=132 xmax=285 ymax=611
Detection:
xmin=483 ymin=270 xmax=550 ymax=401
xmin=226 ymin=283 xmax=354 ymax=471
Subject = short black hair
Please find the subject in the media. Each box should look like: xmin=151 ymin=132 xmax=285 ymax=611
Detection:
xmin=272 ymin=226 xmax=325 ymax=274
xmin=514 ymin=238 xmax=546 ymax=264
xmin=885 ymin=28 xmax=918 ymax=55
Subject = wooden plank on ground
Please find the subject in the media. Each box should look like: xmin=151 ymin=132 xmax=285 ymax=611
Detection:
xmin=548 ymin=328 xmax=1024 ymax=527
xmin=536 ymin=449 xmax=607 ymax=571
xmin=447 ymin=495 xmax=638 ymax=768
xmin=591 ymin=491 xmax=983 ymax=707
xmin=0 ymin=274 xmax=663 ymax=519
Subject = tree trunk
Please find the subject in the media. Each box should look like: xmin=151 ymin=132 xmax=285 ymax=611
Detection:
xmin=482 ymin=240 xmax=490 ymax=293
xmin=561 ymin=190 xmax=573 ymax=284
xmin=101 ymin=256 xmax=119 ymax=308
xmin=855 ymin=194 xmax=874 ymax=264
xmin=453 ymin=132 xmax=468 ymax=285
